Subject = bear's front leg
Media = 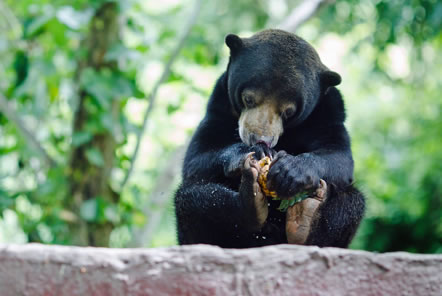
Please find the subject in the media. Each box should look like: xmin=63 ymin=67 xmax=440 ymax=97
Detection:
xmin=286 ymin=179 xmax=328 ymax=244
xmin=239 ymin=152 xmax=269 ymax=232
xmin=266 ymin=151 xmax=323 ymax=198
xmin=223 ymin=143 xmax=276 ymax=178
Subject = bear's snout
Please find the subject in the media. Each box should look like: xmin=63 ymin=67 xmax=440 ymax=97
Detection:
xmin=249 ymin=134 xmax=274 ymax=148
xmin=238 ymin=104 xmax=283 ymax=148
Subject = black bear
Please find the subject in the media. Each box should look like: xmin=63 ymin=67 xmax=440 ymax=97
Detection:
xmin=174 ymin=29 xmax=365 ymax=248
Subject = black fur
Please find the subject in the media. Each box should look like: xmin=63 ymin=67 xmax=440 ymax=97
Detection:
xmin=174 ymin=30 xmax=365 ymax=248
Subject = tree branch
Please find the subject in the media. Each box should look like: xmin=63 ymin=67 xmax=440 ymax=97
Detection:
xmin=120 ymin=0 xmax=203 ymax=190
xmin=0 ymin=92 xmax=56 ymax=168
xmin=276 ymin=0 xmax=329 ymax=32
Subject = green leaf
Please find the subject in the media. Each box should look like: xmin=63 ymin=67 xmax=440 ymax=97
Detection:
xmin=0 ymin=189 xmax=15 ymax=210
xmin=56 ymin=6 xmax=93 ymax=30
xmin=24 ymin=13 xmax=54 ymax=38
xmin=80 ymin=68 xmax=113 ymax=108
xmin=105 ymin=44 xmax=142 ymax=62
xmin=80 ymin=199 xmax=98 ymax=222
xmin=0 ymin=145 xmax=18 ymax=155
xmin=80 ymin=68 xmax=136 ymax=108
xmin=99 ymin=113 xmax=114 ymax=133
xmin=13 ymin=51 xmax=29 ymax=87
xmin=277 ymin=200 xmax=290 ymax=212
xmin=85 ymin=148 xmax=104 ymax=167
xmin=104 ymin=205 xmax=120 ymax=224
xmin=80 ymin=197 xmax=118 ymax=224
xmin=277 ymin=191 xmax=311 ymax=212
xmin=111 ymin=74 xmax=134 ymax=98
xmin=288 ymin=198 xmax=297 ymax=207
xmin=46 ymin=19 xmax=68 ymax=45
xmin=72 ymin=131 xmax=93 ymax=147
xmin=167 ymin=104 xmax=180 ymax=114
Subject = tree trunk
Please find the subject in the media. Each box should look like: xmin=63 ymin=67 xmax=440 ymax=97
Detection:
xmin=67 ymin=2 xmax=120 ymax=246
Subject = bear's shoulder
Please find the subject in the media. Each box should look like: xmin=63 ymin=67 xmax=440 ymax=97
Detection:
xmin=308 ymin=87 xmax=347 ymax=125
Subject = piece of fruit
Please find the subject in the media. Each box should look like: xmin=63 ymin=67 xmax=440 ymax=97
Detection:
xmin=256 ymin=156 xmax=311 ymax=211
xmin=257 ymin=156 xmax=278 ymax=198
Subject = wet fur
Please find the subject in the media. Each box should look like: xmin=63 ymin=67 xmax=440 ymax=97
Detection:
xmin=174 ymin=30 xmax=365 ymax=248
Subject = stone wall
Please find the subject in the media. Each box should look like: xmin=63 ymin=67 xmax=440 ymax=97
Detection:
xmin=0 ymin=243 xmax=441 ymax=296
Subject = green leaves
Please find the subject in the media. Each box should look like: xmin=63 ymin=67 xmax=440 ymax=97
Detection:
xmin=56 ymin=6 xmax=93 ymax=30
xmin=80 ymin=197 xmax=120 ymax=224
xmin=276 ymin=191 xmax=311 ymax=212
xmin=80 ymin=68 xmax=138 ymax=108
xmin=0 ymin=190 xmax=16 ymax=210
xmin=79 ymin=198 xmax=97 ymax=221
xmin=85 ymin=148 xmax=104 ymax=167
xmin=72 ymin=131 xmax=93 ymax=147
xmin=318 ymin=0 xmax=442 ymax=47
xmin=1 ymin=0 xmax=440 ymax=250
xmin=13 ymin=51 xmax=29 ymax=87
xmin=24 ymin=12 xmax=54 ymax=39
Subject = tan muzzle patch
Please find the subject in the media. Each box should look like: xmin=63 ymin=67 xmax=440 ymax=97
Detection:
xmin=238 ymin=103 xmax=283 ymax=148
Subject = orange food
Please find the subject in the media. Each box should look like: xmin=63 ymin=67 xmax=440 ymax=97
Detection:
xmin=257 ymin=156 xmax=313 ymax=211
xmin=257 ymin=156 xmax=278 ymax=199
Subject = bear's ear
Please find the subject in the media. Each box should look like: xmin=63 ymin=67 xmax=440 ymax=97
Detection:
xmin=320 ymin=70 xmax=341 ymax=87
xmin=225 ymin=34 xmax=244 ymax=54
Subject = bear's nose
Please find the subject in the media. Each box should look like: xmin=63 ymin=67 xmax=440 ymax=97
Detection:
xmin=249 ymin=134 xmax=274 ymax=148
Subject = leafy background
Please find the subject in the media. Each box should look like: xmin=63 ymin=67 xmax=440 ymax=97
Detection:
xmin=0 ymin=0 xmax=440 ymax=253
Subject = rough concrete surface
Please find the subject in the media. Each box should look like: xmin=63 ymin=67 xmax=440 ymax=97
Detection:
xmin=0 ymin=243 xmax=441 ymax=296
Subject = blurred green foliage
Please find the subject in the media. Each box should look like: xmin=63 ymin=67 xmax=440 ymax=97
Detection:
xmin=0 ymin=0 xmax=440 ymax=252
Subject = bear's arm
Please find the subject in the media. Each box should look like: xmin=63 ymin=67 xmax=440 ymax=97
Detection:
xmin=303 ymin=123 xmax=354 ymax=186
xmin=289 ymin=88 xmax=355 ymax=187
xmin=177 ymin=117 xmax=283 ymax=246
xmin=182 ymin=115 xmax=246 ymax=183
xmin=269 ymin=122 xmax=354 ymax=199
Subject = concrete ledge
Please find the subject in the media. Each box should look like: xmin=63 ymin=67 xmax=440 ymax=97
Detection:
xmin=0 ymin=243 xmax=441 ymax=296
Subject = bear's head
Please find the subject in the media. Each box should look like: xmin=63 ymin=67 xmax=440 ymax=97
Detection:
xmin=225 ymin=29 xmax=341 ymax=148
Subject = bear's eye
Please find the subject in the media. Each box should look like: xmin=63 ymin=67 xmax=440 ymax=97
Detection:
xmin=283 ymin=107 xmax=296 ymax=120
xmin=242 ymin=94 xmax=255 ymax=108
